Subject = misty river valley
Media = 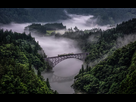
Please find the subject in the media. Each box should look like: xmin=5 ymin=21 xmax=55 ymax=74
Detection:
xmin=0 ymin=21 xmax=87 ymax=94
xmin=2 ymin=9 xmax=136 ymax=94
xmin=0 ymin=13 xmax=103 ymax=94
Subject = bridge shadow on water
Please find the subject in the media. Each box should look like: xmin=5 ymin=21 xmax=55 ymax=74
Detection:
xmin=49 ymin=73 xmax=78 ymax=83
xmin=41 ymin=70 xmax=78 ymax=83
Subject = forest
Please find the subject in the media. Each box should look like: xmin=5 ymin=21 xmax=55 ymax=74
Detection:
xmin=1 ymin=8 xmax=136 ymax=25
xmin=21 ymin=18 xmax=136 ymax=94
xmin=69 ymin=18 xmax=136 ymax=94
xmin=25 ymin=23 xmax=66 ymax=35
xmin=1 ymin=8 xmax=136 ymax=94
xmin=0 ymin=29 xmax=57 ymax=94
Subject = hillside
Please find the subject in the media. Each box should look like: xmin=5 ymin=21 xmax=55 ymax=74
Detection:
xmin=1 ymin=8 xmax=136 ymax=25
xmin=1 ymin=8 xmax=136 ymax=94
xmin=0 ymin=29 xmax=56 ymax=94
xmin=72 ymin=40 xmax=136 ymax=94
xmin=25 ymin=23 xmax=66 ymax=35
xmin=0 ymin=8 xmax=36 ymax=24
xmin=71 ymin=18 xmax=136 ymax=94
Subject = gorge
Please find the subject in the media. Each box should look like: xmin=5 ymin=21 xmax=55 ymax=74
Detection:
xmin=1 ymin=8 xmax=136 ymax=94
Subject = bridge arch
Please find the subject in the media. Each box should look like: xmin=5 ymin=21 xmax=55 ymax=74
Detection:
xmin=44 ymin=52 xmax=89 ymax=68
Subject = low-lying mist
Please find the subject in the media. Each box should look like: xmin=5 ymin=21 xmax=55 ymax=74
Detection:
xmin=116 ymin=34 xmax=136 ymax=49
xmin=32 ymin=34 xmax=82 ymax=57
xmin=0 ymin=22 xmax=82 ymax=57
xmin=0 ymin=22 xmax=31 ymax=33
xmin=58 ymin=10 xmax=113 ymax=31
xmin=87 ymin=33 xmax=100 ymax=43
xmin=0 ymin=22 xmax=83 ymax=94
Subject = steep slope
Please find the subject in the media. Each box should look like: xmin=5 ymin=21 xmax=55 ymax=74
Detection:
xmin=0 ymin=8 xmax=36 ymax=24
xmin=0 ymin=29 xmax=55 ymax=94
xmin=1 ymin=8 xmax=136 ymax=25
xmin=70 ymin=18 xmax=136 ymax=94
xmin=72 ymin=40 xmax=136 ymax=94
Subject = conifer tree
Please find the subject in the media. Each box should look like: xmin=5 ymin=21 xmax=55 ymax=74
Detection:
xmin=81 ymin=65 xmax=84 ymax=73
xmin=37 ymin=69 xmax=41 ymax=77
xmin=46 ymin=78 xmax=50 ymax=89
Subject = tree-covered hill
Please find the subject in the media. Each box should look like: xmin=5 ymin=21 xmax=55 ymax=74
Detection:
xmin=0 ymin=29 xmax=56 ymax=94
xmin=65 ymin=8 xmax=136 ymax=25
xmin=24 ymin=23 xmax=66 ymax=35
xmin=72 ymin=40 xmax=136 ymax=94
xmin=1 ymin=8 xmax=136 ymax=25
xmin=70 ymin=18 xmax=136 ymax=94
xmin=0 ymin=8 xmax=36 ymax=24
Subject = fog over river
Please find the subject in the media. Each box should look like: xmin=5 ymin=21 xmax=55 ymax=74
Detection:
xmin=0 ymin=23 xmax=84 ymax=94
xmin=34 ymin=35 xmax=83 ymax=94
xmin=0 ymin=12 xmax=112 ymax=94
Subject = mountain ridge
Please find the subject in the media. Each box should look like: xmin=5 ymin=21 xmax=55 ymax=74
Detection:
xmin=1 ymin=8 xmax=136 ymax=25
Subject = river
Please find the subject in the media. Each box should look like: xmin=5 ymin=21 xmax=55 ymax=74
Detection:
xmin=41 ymin=59 xmax=83 ymax=94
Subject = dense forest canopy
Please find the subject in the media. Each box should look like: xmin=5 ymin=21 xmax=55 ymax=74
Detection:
xmin=1 ymin=8 xmax=136 ymax=94
xmin=69 ymin=18 xmax=136 ymax=94
xmin=1 ymin=8 xmax=136 ymax=25
xmin=25 ymin=23 xmax=66 ymax=34
xmin=0 ymin=29 xmax=57 ymax=94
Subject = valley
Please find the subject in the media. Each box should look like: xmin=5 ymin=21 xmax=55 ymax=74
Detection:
xmin=1 ymin=8 xmax=136 ymax=94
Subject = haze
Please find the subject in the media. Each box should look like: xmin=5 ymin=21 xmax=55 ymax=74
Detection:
xmin=33 ymin=34 xmax=82 ymax=57
xmin=58 ymin=10 xmax=113 ymax=31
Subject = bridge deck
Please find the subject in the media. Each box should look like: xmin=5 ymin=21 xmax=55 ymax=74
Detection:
xmin=45 ymin=52 xmax=89 ymax=59
xmin=44 ymin=52 xmax=89 ymax=67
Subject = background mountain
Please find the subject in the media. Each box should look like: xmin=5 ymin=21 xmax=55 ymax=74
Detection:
xmin=1 ymin=8 xmax=136 ymax=25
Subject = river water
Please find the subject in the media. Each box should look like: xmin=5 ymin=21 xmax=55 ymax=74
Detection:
xmin=41 ymin=59 xmax=83 ymax=94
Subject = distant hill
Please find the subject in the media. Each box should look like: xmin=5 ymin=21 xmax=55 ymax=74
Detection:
xmin=25 ymin=23 xmax=66 ymax=34
xmin=0 ymin=8 xmax=36 ymax=24
xmin=1 ymin=8 xmax=136 ymax=25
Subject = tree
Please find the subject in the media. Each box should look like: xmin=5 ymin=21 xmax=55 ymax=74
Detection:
xmin=86 ymin=64 xmax=89 ymax=72
xmin=37 ymin=69 xmax=41 ymax=77
xmin=81 ymin=65 xmax=84 ymax=77
xmin=29 ymin=60 xmax=32 ymax=71
xmin=54 ymin=90 xmax=58 ymax=94
xmin=46 ymin=78 xmax=50 ymax=89
xmin=74 ymin=26 xmax=79 ymax=32
xmin=79 ymin=69 xmax=82 ymax=74
xmin=81 ymin=65 xmax=84 ymax=73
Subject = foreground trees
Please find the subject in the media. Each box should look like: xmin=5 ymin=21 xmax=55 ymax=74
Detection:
xmin=0 ymin=29 xmax=56 ymax=94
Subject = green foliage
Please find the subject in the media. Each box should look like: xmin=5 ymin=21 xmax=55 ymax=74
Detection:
xmin=0 ymin=8 xmax=36 ymax=24
xmin=0 ymin=29 xmax=55 ymax=94
xmin=25 ymin=23 xmax=66 ymax=35
xmin=72 ymin=38 xmax=136 ymax=94
xmin=117 ymin=51 xmax=136 ymax=94
xmin=58 ymin=18 xmax=136 ymax=94
xmin=0 ymin=58 xmax=53 ymax=94
xmin=1 ymin=8 xmax=136 ymax=25
xmin=46 ymin=78 xmax=51 ymax=89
